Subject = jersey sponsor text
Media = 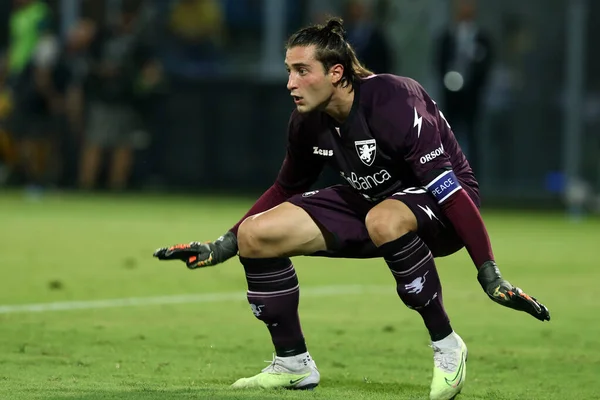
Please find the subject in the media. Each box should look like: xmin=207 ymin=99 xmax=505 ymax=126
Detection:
xmin=419 ymin=144 xmax=444 ymax=164
xmin=341 ymin=169 xmax=392 ymax=191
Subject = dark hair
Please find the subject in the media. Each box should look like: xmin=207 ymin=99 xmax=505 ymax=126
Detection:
xmin=286 ymin=17 xmax=373 ymax=89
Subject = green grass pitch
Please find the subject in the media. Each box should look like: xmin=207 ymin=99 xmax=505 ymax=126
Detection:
xmin=0 ymin=192 xmax=599 ymax=399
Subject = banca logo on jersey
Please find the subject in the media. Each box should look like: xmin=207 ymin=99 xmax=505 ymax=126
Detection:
xmin=355 ymin=139 xmax=377 ymax=166
xmin=340 ymin=169 xmax=392 ymax=191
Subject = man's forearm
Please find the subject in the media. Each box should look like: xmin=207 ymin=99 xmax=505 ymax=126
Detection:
xmin=440 ymin=188 xmax=494 ymax=269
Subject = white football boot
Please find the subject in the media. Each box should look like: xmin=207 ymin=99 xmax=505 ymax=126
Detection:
xmin=429 ymin=332 xmax=468 ymax=400
xmin=231 ymin=352 xmax=320 ymax=390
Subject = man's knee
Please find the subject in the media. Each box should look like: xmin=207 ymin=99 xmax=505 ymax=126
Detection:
xmin=238 ymin=202 xmax=328 ymax=259
xmin=237 ymin=215 xmax=276 ymax=258
xmin=365 ymin=200 xmax=418 ymax=247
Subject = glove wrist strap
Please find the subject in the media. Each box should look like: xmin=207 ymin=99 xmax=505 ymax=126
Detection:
xmin=212 ymin=231 xmax=238 ymax=263
xmin=477 ymin=261 xmax=502 ymax=291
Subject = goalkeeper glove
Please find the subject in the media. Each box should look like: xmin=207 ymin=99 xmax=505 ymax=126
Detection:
xmin=153 ymin=231 xmax=238 ymax=269
xmin=477 ymin=261 xmax=550 ymax=321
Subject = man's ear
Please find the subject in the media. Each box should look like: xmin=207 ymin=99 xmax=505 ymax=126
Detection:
xmin=329 ymin=64 xmax=344 ymax=85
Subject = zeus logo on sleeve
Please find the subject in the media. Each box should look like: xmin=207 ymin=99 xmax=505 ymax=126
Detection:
xmin=313 ymin=146 xmax=333 ymax=156
xmin=426 ymin=170 xmax=462 ymax=203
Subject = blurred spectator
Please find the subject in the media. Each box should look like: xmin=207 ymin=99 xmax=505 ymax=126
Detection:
xmin=436 ymin=0 xmax=493 ymax=176
xmin=0 ymin=54 xmax=15 ymax=184
xmin=169 ymin=0 xmax=223 ymax=42
xmin=4 ymin=0 xmax=64 ymax=197
xmin=75 ymin=7 xmax=143 ymax=191
xmin=344 ymin=0 xmax=393 ymax=74
xmin=487 ymin=14 xmax=533 ymax=108
xmin=162 ymin=0 xmax=225 ymax=78
xmin=63 ymin=18 xmax=96 ymax=138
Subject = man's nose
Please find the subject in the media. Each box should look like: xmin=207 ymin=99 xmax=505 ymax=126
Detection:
xmin=287 ymin=74 xmax=296 ymax=91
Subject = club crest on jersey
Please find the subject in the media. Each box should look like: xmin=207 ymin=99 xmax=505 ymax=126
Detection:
xmin=354 ymin=139 xmax=377 ymax=166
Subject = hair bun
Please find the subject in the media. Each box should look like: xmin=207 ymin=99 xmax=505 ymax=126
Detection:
xmin=325 ymin=17 xmax=346 ymax=38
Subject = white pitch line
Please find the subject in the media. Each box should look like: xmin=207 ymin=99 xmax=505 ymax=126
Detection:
xmin=0 ymin=284 xmax=389 ymax=314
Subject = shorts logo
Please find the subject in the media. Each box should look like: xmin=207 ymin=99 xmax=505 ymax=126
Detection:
xmin=302 ymin=190 xmax=319 ymax=197
xmin=355 ymin=139 xmax=377 ymax=166
xmin=417 ymin=204 xmax=439 ymax=221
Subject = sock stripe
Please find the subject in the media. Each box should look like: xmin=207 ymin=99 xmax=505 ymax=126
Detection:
xmin=387 ymin=236 xmax=421 ymax=259
xmin=245 ymin=264 xmax=294 ymax=279
xmin=246 ymin=274 xmax=297 ymax=285
xmin=385 ymin=241 xmax=426 ymax=263
xmin=245 ymin=262 xmax=298 ymax=293
xmin=390 ymin=251 xmax=433 ymax=277
xmin=247 ymin=284 xmax=300 ymax=298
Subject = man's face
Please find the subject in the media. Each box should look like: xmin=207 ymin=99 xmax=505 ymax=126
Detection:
xmin=285 ymin=45 xmax=335 ymax=113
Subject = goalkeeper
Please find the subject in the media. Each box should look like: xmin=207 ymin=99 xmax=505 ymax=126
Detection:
xmin=154 ymin=17 xmax=549 ymax=400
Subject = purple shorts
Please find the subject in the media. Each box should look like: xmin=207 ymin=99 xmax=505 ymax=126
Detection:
xmin=287 ymin=185 xmax=464 ymax=259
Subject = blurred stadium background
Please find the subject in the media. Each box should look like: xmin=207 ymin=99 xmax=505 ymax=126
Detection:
xmin=1 ymin=1 xmax=599 ymax=399
xmin=0 ymin=0 xmax=599 ymax=210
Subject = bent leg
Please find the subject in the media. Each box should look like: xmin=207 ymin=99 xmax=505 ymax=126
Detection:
xmin=366 ymin=198 xmax=452 ymax=342
xmin=237 ymin=201 xmax=329 ymax=259
xmin=234 ymin=186 xmax=371 ymax=365
xmin=367 ymin=191 xmax=467 ymax=400
xmin=236 ymin=201 xmax=330 ymax=359
xmin=232 ymin=192 xmax=366 ymax=389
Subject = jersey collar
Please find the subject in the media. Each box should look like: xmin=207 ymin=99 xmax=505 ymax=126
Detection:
xmin=327 ymin=80 xmax=361 ymax=135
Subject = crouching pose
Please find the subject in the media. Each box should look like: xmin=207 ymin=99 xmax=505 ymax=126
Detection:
xmin=154 ymin=18 xmax=550 ymax=400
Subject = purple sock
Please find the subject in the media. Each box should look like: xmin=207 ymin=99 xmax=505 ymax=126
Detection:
xmin=240 ymin=257 xmax=307 ymax=356
xmin=379 ymin=232 xmax=452 ymax=341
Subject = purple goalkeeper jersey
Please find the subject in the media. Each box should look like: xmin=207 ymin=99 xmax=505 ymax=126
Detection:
xmin=276 ymin=74 xmax=480 ymax=204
